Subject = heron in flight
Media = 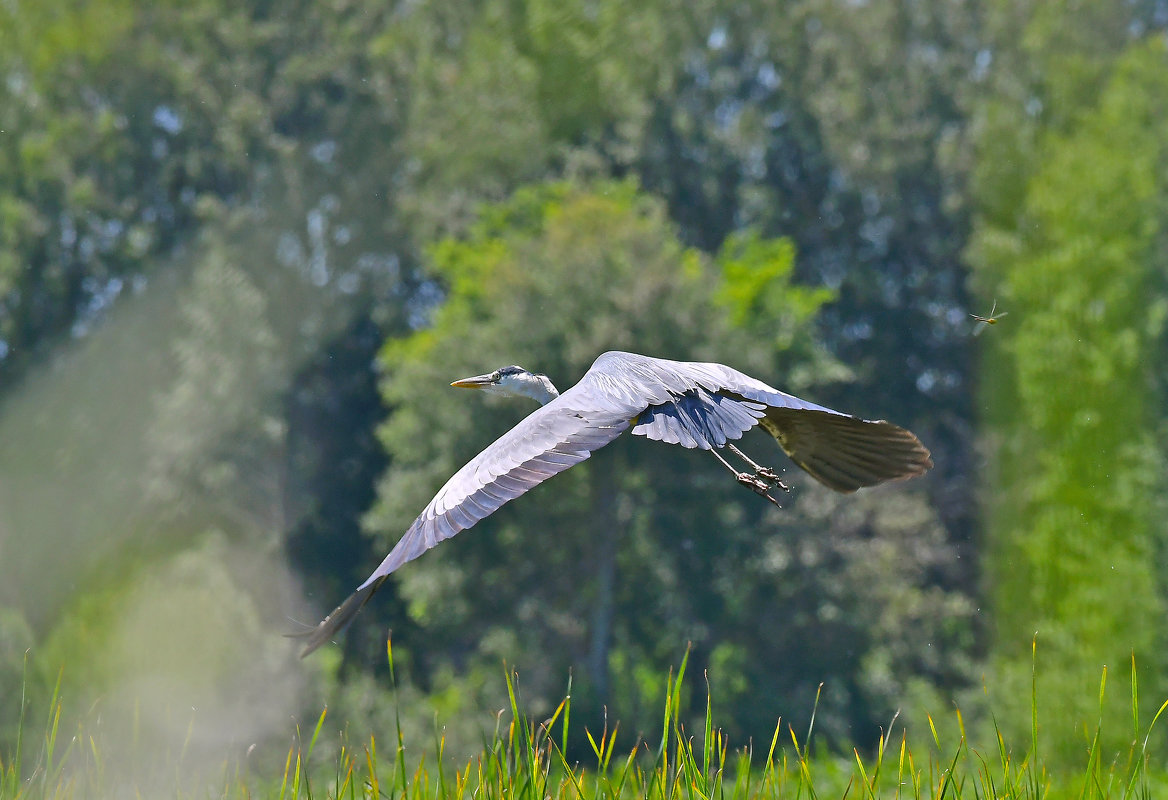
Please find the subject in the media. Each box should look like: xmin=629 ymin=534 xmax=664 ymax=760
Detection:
xmin=295 ymin=350 xmax=932 ymax=655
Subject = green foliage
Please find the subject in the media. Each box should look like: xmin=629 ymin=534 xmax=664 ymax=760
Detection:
xmin=968 ymin=0 xmax=1164 ymax=230
xmin=715 ymin=232 xmax=840 ymax=389
xmin=0 ymin=0 xmax=410 ymax=381
xmin=0 ymin=610 xmax=33 ymax=752
xmin=147 ymin=237 xmax=286 ymax=532
xmin=12 ymin=533 xmax=307 ymax=796
xmin=0 ymin=0 xmax=417 ymax=747
xmin=969 ymin=38 xmax=1168 ymax=766
xmin=6 ymin=646 xmax=1168 ymax=798
xmin=384 ymin=0 xmax=690 ymax=238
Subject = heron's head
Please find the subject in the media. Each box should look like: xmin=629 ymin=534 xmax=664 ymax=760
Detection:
xmin=451 ymin=365 xmax=560 ymax=406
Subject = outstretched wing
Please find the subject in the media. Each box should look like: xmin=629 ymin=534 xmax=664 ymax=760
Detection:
xmin=619 ymin=353 xmax=932 ymax=493
xmin=755 ymin=408 xmax=932 ymax=493
xmin=294 ymin=382 xmax=633 ymax=656
xmin=366 ymin=400 xmax=631 ymax=587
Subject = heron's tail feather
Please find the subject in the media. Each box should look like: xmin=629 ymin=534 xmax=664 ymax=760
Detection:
xmin=289 ymin=575 xmax=389 ymax=658
xmin=761 ymin=408 xmax=932 ymax=493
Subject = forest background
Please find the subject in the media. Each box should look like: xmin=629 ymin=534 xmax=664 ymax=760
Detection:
xmin=1 ymin=0 xmax=1167 ymax=790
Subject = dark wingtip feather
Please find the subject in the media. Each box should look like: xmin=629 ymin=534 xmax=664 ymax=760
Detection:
xmin=288 ymin=576 xmax=388 ymax=658
xmin=763 ymin=409 xmax=933 ymax=493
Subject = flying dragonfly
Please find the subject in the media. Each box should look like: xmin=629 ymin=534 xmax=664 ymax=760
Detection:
xmin=971 ymin=300 xmax=1008 ymax=335
xmin=293 ymin=351 xmax=933 ymax=655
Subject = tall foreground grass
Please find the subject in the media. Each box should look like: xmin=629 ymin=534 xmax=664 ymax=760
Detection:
xmin=4 ymin=642 xmax=1168 ymax=799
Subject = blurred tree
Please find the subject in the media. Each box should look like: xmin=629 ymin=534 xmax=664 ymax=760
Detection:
xmin=0 ymin=0 xmax=252 ymax=377
xmin=0 ymin=0 xmax=419 ymax=380
xmin=967 ymin=0 xmax=1166 ymax=243
xmin=968 ymin=37 xmax=1168 ymax=765
xmin=32 ymin=533 xmax=303 ymax=795
xmin=284 ymin=313 xmax=405 ymax=668
xmin=146 ymin=236 xmax=287 ymax=535
xmin=0 ymin=3 xmax=434 ymax=774
xmin=361 ymin=180 xmax=969 ymax=748
xmin=378 ymin=0 xmax=695 ymax=239
xmin=0 ymin=0 xmax=420 ymax=636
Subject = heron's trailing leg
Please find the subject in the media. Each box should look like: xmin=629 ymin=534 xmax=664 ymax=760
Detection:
xmin=726 ymin=443 xmax=789 ymax=492
xmin=710 ymin=448 xmax=782 ymax=507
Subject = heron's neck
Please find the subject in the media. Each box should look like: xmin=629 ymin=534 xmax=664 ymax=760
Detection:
xmin=519 ymin=381 xmax=559 ymax=406
xmin=502 ymin=375 xmax=559 ymax=406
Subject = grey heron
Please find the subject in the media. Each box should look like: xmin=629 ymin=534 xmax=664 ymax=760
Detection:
xmin=295 ymin=350 xmax=932 ymax=656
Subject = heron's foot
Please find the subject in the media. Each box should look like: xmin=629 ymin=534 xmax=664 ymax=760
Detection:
xmin=754 ymin=466 xmax=789 ymax=491
xmin=735 ymin=472 xmax=782 ymax=507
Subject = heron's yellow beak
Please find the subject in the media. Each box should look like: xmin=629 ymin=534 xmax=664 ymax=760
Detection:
xmin=451 ymin=372 xmax=496 ymax=389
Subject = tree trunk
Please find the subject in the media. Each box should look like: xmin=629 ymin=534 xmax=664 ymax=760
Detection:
xmin=586 ymin=459 xmax=618 ymax=705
